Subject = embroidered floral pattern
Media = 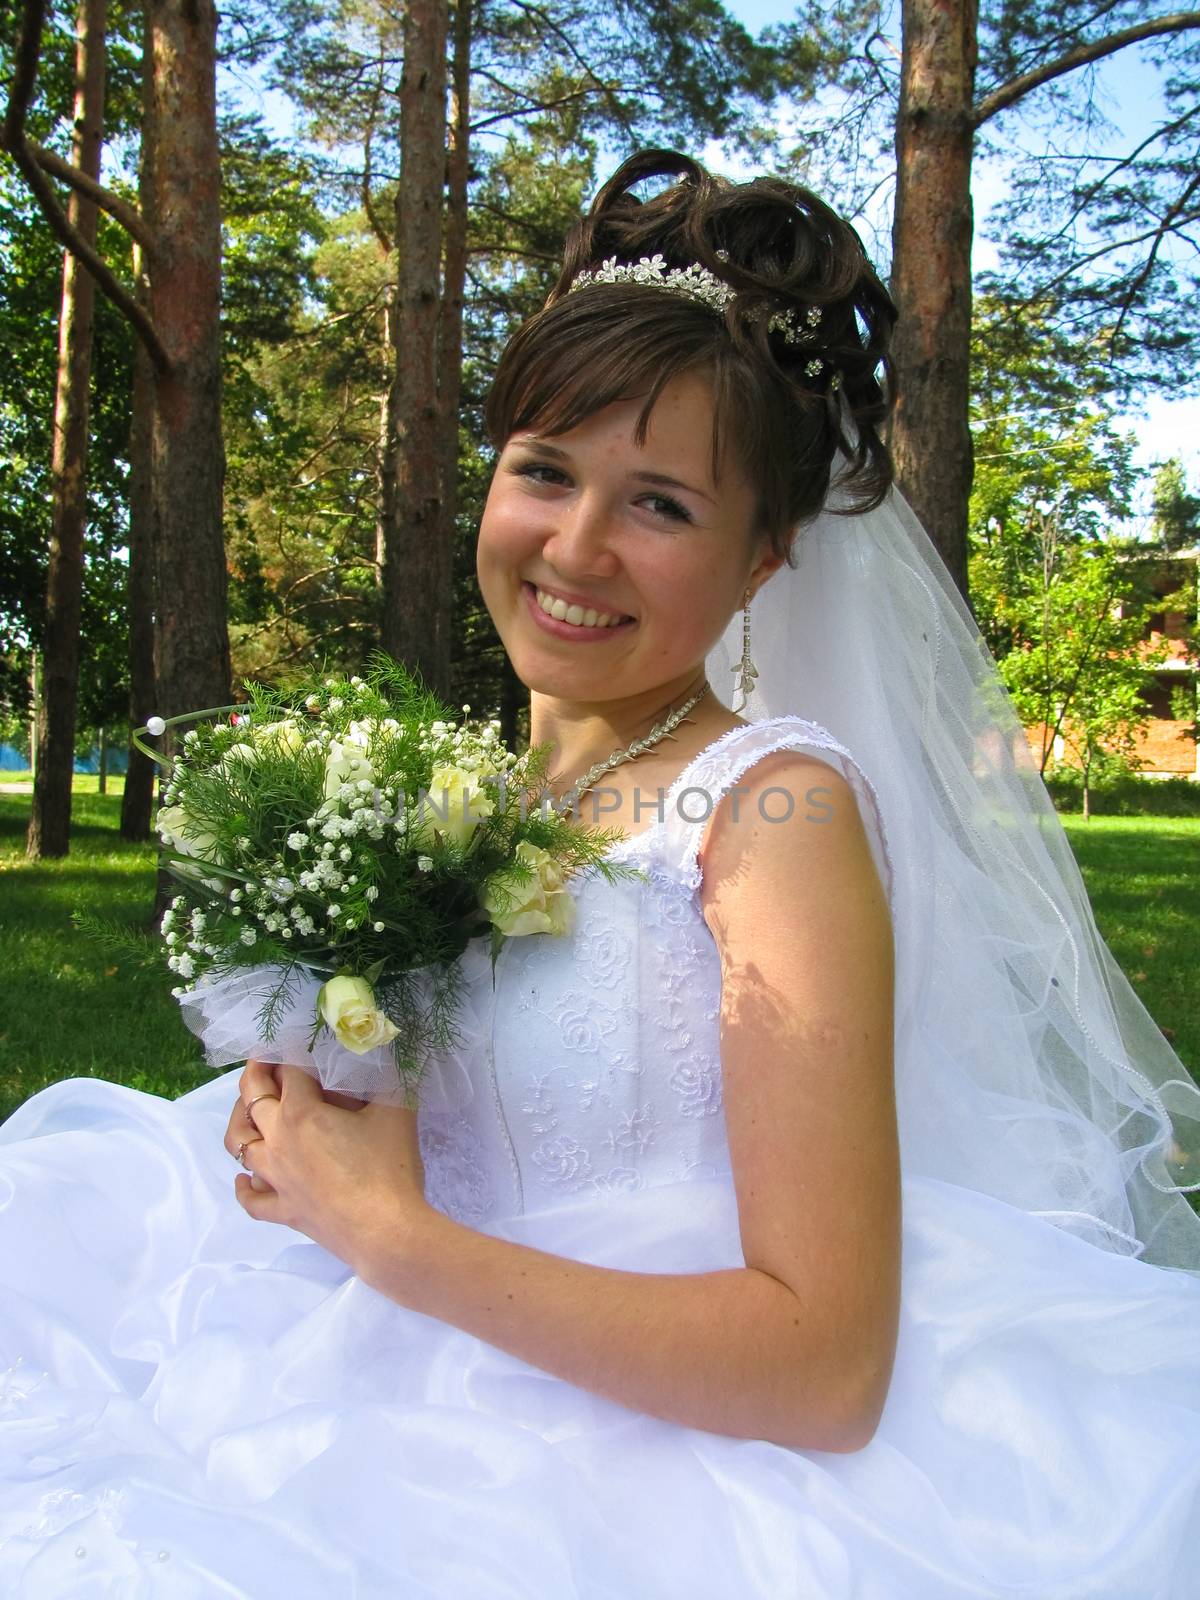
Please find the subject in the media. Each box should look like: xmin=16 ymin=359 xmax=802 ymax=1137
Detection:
xmin=669 ymin=1054 xmax=723 ymax=1117
xmin=530 ymin=1135 xmax=594 ymax=1189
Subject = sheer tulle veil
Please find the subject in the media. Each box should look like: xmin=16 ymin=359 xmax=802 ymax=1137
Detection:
xmin=705 ymin=473 xmax=1200 ymax=1276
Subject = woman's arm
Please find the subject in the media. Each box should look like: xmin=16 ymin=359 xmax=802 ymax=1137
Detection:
xmin=355 ymin=1209 xmax=871 ymax=1452
xmin=349 ymin=752 xmax=900 ymax=1453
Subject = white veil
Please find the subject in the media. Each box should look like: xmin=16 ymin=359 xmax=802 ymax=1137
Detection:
xmin=705 ymin=481 xmax=1200 ymax=1277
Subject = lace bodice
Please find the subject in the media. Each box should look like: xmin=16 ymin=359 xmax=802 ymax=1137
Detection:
xmin=417 ymin=715 xmax=893 ymax=1229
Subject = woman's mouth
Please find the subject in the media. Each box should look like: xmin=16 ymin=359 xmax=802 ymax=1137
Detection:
xmin=522 ymin=582 xmax=637 ymax=642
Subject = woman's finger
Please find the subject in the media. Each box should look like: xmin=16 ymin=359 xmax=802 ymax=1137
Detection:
xmin=238 ymin=1058 xmax=283 ymax=1108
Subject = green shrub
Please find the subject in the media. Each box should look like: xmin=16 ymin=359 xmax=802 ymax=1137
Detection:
xmin=1044 ymin=768 xmax=1200 ymax=817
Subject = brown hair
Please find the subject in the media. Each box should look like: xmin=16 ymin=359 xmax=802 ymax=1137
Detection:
xmin=483 ymin=148 xmax=897 ymax=566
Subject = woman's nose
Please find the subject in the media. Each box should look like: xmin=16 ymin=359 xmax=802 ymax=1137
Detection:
xmin=539 ymin=491 xmax=620 ymax=577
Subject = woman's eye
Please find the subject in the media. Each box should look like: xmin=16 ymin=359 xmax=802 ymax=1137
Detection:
xmin=510 ymin=462 xmax=692 ymax=524
xmin=644 ymin=494 xmax=692 ymax=524
xmin=513 ymin=463 xmax=566 ymax=486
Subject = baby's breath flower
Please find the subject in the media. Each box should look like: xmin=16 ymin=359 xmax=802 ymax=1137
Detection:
xmin=417 ymin=855 xmax=433 ymax=872
xmin=373 ymin=920 xmax=385 ymax=933
xmin=239 ymin=928 xmax=256 ymax=946
xmin=365 ymin=886 xmax=379 ymax=902
xmin=287 ymin=832 xmax=307 ymax=851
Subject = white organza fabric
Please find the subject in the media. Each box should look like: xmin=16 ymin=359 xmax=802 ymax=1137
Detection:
xmin=706 ymin=485 xmax=1200 ymax=1276
xmin=1 ymin=717 xmax=1199 ymax=1596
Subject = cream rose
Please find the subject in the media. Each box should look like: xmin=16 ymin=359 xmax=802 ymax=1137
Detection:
xmin=480 ymin=840 xmax=575 ymax=938
xmin=254 ymin=718 xmax=304 ymax=755
xmin=156 ymin=803 xmax=221 ymax=863
xmin=322 ymin=740 xmax=376 ymax=803
xmin=410 ymin=763 xmax=495 ymax=850
xmin=317 ymin=975 xmax=400 ymax=1055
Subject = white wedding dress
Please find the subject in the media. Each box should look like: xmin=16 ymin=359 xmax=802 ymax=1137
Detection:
xmin=2 ymin=716 xmax=1198 ymax=1598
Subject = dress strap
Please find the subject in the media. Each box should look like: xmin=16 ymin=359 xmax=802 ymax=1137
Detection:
xmin=656 ymin=714 xmax=895 ymax=904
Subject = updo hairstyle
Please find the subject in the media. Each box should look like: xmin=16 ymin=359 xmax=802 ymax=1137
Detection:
xmin=483 ymin=148 xmax=898 ymax=566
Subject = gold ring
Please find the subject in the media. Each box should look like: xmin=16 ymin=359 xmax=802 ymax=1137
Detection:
xmin=235 ymin=1135 xmax=263 ymax=1170
xmin=243 ymin=1092 xmax=280 ymax=1122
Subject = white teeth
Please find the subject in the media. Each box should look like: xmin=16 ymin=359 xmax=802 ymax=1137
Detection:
xmin=534 ymin=587 xmax=628 ymax=628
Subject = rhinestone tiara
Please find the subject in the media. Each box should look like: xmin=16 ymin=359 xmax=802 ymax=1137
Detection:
xmin=566 ymin=250 xmax=838 ymax=382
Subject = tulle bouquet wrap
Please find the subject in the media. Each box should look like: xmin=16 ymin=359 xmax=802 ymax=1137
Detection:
xmin=138 ymin=657 xmax=640 ymax=1108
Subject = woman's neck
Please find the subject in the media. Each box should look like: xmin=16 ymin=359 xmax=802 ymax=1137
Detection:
xmin=528 ymin=672 xmax=712 ymax=796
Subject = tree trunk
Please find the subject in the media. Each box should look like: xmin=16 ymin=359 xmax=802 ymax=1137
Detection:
xmin=375 ymin=285 xmax=394 ymax=589
xmin=29 ymin=651 xmax=41 ymax=785
xmin=143 ymin=0 xmax=229 ymax=728
xmin=120 ymin=316 xmax=157 ymax=841
xmin=26 ymin=0 xmax=106 ymax=860
xmin=380 ymin=0 xmax=449 ymax=696
xmin=890 ymin=0 xmax=978 ymax=604
xmin=439 ymin=0 xmax=471 ymax=554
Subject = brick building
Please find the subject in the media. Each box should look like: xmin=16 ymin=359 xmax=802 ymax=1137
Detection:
xmin=1022 ymin=544 xmax=1199 ymax=780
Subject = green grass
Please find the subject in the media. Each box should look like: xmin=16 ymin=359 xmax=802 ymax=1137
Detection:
xmin=1 ymin=783 xmax=1197 ymax=1146
xmin=0 ymin=779 xmax=212 ymax=1122
xmin=1059 ymin=815 xmax=1200 ymax=1079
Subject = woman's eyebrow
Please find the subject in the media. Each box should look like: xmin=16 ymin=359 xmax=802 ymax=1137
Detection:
xmin=513 ymin=438 xmax=715 ymax=505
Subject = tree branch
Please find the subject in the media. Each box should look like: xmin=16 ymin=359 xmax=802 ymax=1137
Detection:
xmin=361 ymin=43 xmax=393 ymax=255
xmin=1107 ymin=169 xmax=1200 ymax=351
xmin=29 ymin=138 xmax=156 ymax=252
xmin=506 ymin=0 xmax=634 ymax=134
xmin=2 ymin=0 xmax=171 ymax=371
xmin=973 ymin=13 xmax=1200 ymax=128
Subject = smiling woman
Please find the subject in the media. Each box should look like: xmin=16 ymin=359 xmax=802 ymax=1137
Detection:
xmin=0 ymin=146 xmax=1198 ymax=1599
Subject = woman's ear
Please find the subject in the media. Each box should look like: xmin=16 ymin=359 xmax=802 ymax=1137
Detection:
xmin=748 ymin=548 xmax=786 ymax=601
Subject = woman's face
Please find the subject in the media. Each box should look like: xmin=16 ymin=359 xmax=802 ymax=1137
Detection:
xmin=476 ymin=368 xmax=781 ymax=708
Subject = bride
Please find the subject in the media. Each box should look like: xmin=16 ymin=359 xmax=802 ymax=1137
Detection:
xmin=2 ymin=148 xmax=1198 ymax=1596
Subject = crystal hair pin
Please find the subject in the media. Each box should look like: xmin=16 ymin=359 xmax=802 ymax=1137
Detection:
xmin=566 ymin=251 xmax=840 ymax=385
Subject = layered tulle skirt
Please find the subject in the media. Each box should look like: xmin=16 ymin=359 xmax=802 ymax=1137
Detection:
xmin=2 ymin=1070 xmax=1198 ymax=1597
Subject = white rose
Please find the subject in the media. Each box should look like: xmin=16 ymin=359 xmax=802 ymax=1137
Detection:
xmin=317 ymin=975 xmax=400 ymax=1055
xmin=323 ymin=740 xmax=376 ymax=804
xmin=410 ymin=763 xmax=496 ymax=850
xmin=156 ymin=803 xmax=220 ymax=863
xmin=480 ymin=840 xmax=575 ymax=938
xmin=254 ymin=719 xmax=304 ymax=755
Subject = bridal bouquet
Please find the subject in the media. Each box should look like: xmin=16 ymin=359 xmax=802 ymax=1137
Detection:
xmin=135 ymin=657 xmax=638 ymax=1106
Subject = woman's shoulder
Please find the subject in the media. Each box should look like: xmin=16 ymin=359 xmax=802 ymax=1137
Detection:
xmin=686 ymin=715 xmax=892 ymax=915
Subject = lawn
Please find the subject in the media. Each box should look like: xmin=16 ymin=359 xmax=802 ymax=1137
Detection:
xmin=0 ymin=777 xmax=212 ymax=1121
xmin=1 ymin=779 xmax=1197 ymax=1143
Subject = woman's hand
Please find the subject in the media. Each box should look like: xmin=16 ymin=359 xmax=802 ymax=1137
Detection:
xmin=224 ymin=1059 xmax=432 ymax=1285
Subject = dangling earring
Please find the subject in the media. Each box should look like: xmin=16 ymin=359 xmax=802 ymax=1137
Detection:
xmin=731 ymin=585 xmax=758 ymax=713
